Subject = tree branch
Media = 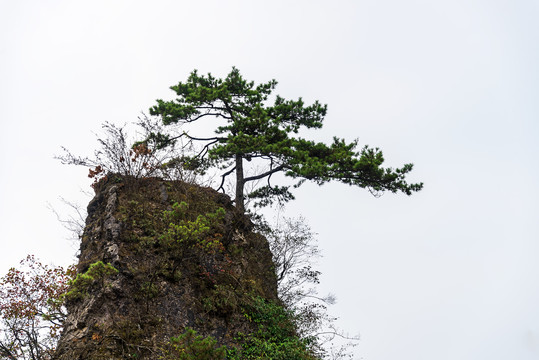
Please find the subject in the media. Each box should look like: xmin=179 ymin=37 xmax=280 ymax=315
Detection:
xmin=244 ymin=164 xmax=286 ymax=182
xmin=193 ymin=139 xmax=219 ymax=160
xmin=217 ymin=166 xmax=236 ymax=192
xmin=267 ymin=157 xmax=275 ymax=187
xmin=182 ymin=111 xmax=232 ymax=123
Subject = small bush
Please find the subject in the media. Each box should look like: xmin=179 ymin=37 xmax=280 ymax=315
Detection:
xmin=66 ymin=261 xmax=118 ymax=301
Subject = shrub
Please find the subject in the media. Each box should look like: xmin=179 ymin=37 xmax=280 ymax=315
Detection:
xmin=65 ymin=261 xmax=118 ymax=301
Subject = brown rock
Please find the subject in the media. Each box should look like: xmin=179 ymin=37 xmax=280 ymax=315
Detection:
xmin=54 ymin=175 xmax=278 ymax=359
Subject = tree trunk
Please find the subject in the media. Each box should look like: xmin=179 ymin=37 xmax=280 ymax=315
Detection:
xmin=235 ymin=154 xmax=245 ymax=213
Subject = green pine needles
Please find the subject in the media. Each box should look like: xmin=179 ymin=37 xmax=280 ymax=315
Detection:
xmin=145 ymin=67 xmax=423 ymax=212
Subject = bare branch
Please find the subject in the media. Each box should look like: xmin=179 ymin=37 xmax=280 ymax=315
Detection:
xmin=185 ymin=111 xmax=232 ymax=123
xmin=217 ymin=166 xmax=236 ymax=193
xmin=194 ymin=138 xmax=219 ymax=160
xmin=244 ymin=164 xmax=286 ymax=182
xmin=182 ymin=133 xmax=224 ymax=142
xmin=47 ymin=197 xmax=87 ymax=241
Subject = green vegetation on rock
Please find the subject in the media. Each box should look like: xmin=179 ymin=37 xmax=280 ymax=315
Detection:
xmin=163 ymin=295 xmax=317 ymax=360
xmin=65 ymin=261 xmax=118 ymax=302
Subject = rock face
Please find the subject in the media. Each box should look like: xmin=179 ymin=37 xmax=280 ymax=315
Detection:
xmin=53 ymin=176 xmax=279 ymax=359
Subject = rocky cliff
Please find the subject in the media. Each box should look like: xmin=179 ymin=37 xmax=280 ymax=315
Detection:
xmin=53 ymin=175 xmax=308 ymax=359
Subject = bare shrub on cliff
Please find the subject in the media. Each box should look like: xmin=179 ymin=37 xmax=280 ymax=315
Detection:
xmin=56 ymin=116 xmax=199 ymax=188
xmin=264 ymin=216 xmax=359 ymax=359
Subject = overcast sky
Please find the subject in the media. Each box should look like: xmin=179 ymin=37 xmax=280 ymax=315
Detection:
xmin=1 ymin=1 xmax=538 ymax=359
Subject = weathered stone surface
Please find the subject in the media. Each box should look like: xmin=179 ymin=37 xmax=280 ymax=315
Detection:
xmin=54 ymin=176 xmax=278 ymax=360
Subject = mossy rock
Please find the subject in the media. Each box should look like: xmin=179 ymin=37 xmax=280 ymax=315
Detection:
xmin=54 ymin=175 xmax=314 ymax=360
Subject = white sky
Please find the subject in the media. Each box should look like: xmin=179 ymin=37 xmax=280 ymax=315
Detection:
xmin=1 ymin=1 xmax=538 ymax=359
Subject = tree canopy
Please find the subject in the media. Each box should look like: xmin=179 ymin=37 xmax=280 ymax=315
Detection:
xmin=146 ymin=67 xmax=423 ymax=212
